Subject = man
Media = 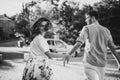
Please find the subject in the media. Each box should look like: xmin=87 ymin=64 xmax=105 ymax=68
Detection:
xmin=64 ymin=11 xmax=120 ymax=80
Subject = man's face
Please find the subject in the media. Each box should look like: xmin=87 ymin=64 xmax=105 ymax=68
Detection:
xmin=85 ymin=14 xmax=92 ymax=25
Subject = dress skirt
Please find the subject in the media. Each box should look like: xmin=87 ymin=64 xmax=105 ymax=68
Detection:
xmin=22 ymin=57 xmax=53 ymax=80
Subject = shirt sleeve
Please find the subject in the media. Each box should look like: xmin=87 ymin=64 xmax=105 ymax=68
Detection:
xmin=40 ymin=38 xmax=49 ymax=52
xmin=37 ymin=36 xmax=50 ymax=53
xmin=76 ymin=26 xmax=89 ymax=44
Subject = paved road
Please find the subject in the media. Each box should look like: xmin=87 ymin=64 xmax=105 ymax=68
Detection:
xmin=0 ymin=47 xmax=120 ymax=80
xmin=0 ymin=59 xmax=120 ymax=80
xmin=0 ymin=46 xmax=30 ymax=53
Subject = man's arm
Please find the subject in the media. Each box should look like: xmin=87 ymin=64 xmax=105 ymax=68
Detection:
xmin=108 ymin=44 xmax=120 ymax=64
xmin=45 ymin=51 xmax=67 ymax=59
xmin=68 ymin=42 xmax=82 ymax=55
xmin=63 ymin=41 xmax=82 ymax=66
xmin=108 ymin=41 xmax=120 ymax=70
xmin=45 ymin=41 xmax=82 ymax=59
xmin=63 ymin=26 xmax=88 ymax=66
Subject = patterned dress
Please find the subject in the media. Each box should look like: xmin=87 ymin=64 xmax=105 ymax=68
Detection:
xmin=22 ymin=35 xmax=53 ymax=80
xmin=22 ymin=57 xmax=53 ymax=80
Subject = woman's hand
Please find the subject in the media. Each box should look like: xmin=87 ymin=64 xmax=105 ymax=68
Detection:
xmin=45 ymin=51 xmax=53 ymax=59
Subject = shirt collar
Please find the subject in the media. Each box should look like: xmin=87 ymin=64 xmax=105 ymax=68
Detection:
xmin=92 ymin=21 xmax=99 ymax=25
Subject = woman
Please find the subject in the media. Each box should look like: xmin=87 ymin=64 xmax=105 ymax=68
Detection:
xmin=22 ymin=17 xmax=54 ymax=80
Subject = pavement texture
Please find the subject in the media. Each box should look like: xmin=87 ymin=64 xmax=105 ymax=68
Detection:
xmin=0 ymin=46 xmax=30 ymax=53
xmin=0 ymin=47 xmax=120 ymax=80
xmin=0 ymin=59 xmax=120 ymax=80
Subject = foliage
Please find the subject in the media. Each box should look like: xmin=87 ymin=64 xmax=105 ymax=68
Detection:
xmin=0 ymin=27 xmax=4 ymax=40
xmin=44 ymin=31 xmax=55 ymax=38
xmin=93 ymin=0 xmax=120 ymax=44
xmin=13 ymin=0 xmax=120 ymax=45
xmin=51 ymin=1 xmax=86 ymax=44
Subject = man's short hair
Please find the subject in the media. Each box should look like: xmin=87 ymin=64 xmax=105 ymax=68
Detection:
xmin=86 ymin=11 xmax=99 ymax=19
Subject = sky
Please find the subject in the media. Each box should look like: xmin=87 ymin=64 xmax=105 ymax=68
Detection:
xmin=0 ymin=0 xmax=100 ymax=17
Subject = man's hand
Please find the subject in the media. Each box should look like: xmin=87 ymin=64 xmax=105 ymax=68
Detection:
xmin=63 ymin=54 xmax=71 ymax=67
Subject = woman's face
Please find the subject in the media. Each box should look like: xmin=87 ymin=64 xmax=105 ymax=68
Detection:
xmin=40 ymin=21 xmax=48 ymax=32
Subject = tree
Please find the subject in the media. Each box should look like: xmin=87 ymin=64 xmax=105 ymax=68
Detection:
xmin=93 ymin=0 xmax=120 ymax=44
xmin=0 ymin=27 xmax=3 ymax=40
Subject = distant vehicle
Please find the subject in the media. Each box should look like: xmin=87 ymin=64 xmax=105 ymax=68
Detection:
xmin=46 ymin=38 xmax=81 ymax=57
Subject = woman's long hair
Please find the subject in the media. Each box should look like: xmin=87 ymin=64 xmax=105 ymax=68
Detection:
xmin=31 ymin=17 xmax=51 ymax=41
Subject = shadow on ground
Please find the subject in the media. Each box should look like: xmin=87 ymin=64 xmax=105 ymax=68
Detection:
xmin=106 ymin=69 xmax=120 ymax=78
xmin=2 ymin=52 xmax=24 ymax=60
xmin=0 ymin=61 xmax=14 ymax=70
xmin=0 ymin=52 xmax=25 ymax=70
